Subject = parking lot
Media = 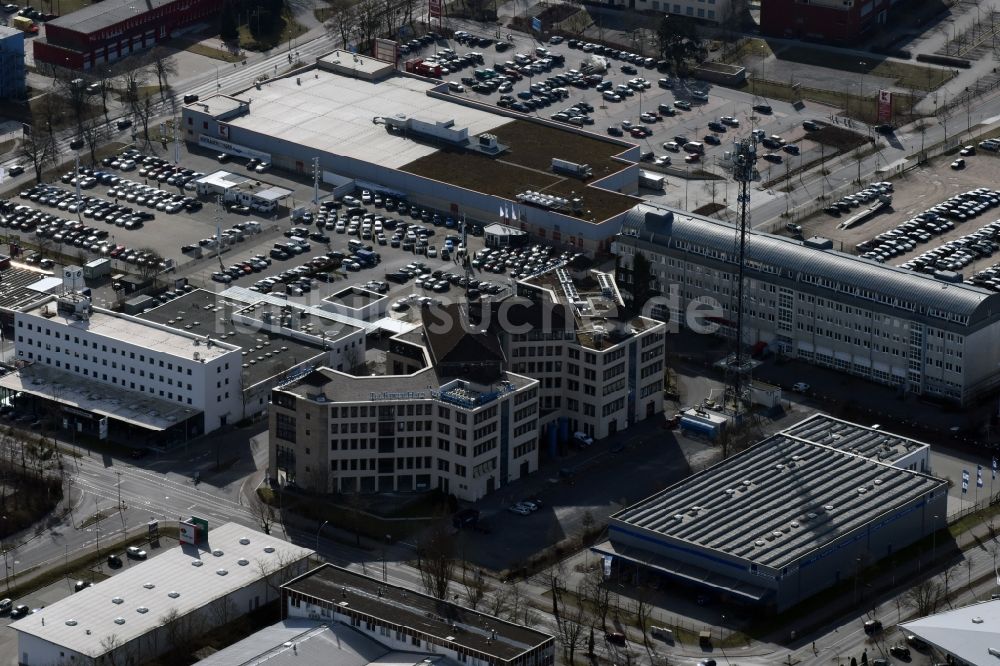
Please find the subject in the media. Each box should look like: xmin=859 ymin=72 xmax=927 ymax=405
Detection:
xmin=796 ymin=144 xmax=1000 ymax=287
xmin=421 ymin=32 xmax=845 ymax=186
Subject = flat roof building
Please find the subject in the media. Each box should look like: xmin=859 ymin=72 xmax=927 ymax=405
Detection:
xmin=596 ymin=416 xmax=947 ymax=611
xmin=2 ymin=286 xmax=374 ymax=446
xmin=181 ymin=62 xmax=643 ymax=254
xmin=12 ymin=522 xmax=314 ymax=666
xmin=612 ymin=203 xmax=1000 ymax=404
xmin=282 ymin=564 xmax=555 ymax=666
xmin=268 ymin=267 xmax=666 ymax=501
xmin=33 ymin=0 xmax=216 ymax=70
xmin=900 ymin=599 xmax=1000 ymax=665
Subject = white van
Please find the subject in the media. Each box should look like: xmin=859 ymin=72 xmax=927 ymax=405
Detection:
xmin=683 ymin=141 xmax=704 ymax=154
xmin=650 ymin=627 xmax=674 ymax=642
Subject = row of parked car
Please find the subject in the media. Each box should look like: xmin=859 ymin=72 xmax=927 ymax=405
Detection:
xmin=902 ymin=216 xmax=1000 ymax=276
xmin=876 ymin=189 xmax=1000 ymax=271
xmin=0 ymin=200 xmax=162 ymax=268
xmin=22 ymin=182 xmax=160 ymax=229
xmin=826 ymin=181 xmax=894 ymax=217
xmin=471 ymin=244 xmax=581 ymax=281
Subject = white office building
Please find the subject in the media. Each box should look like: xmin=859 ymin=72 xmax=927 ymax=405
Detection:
xmin=612 ymin=204 xmax=1000 ymax=405
xmin=269 ymin=268 xmax=666 ymax=501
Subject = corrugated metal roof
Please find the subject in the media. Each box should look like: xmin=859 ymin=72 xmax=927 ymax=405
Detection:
xmin=613 ymin=416 xmax=945 ymax=569
xmin=47 ymin=0 xmax=180 ymax=34
xmin=618 ymin=204 xmax=1000 ymax=327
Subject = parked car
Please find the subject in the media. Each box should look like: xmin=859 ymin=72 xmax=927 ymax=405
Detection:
xmin=573 ymin=431 xmax=594 ymax=447
xmin=126 ymin=546 xmax=147 ymax=560
xmin=605 ymin=632 xmax=627 ymax=646
xmin=792 ymin=382 xmax=810 ymax=392
xmin=10 ymin=604 xmax=28 ymax=619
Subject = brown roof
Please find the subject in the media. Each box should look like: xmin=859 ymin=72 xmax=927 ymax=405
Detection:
xmin=421 ymin=303 xmax=505 ymax=366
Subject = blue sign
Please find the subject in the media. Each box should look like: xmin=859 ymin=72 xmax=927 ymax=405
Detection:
xmin=531 ymin=17 xmax=542 ymax=32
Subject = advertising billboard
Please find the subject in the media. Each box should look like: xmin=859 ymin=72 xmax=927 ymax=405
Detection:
xmin=877 ymin=89 xmax=892 ymax=124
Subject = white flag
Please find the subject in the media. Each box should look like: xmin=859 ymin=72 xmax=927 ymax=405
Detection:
xmin=499 ymin=205 xmax=505 ymax=220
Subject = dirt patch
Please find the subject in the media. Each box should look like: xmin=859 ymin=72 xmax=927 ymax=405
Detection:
xmin=692 ymin=202 xmax=727 ymax=216
xmin=809 ymin=125 xmax=868 ymax=151
xmin=536 ymin=3 xmax=579 ymax=23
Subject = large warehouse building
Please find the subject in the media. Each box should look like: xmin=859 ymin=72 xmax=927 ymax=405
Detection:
xmin=181 ymin=53 xmax=642 ymax=254
xmin=11 ymin=522 xmax=313 ymax=666
xmin=33 ymin=0 xmax=217 ymax=70
xmin=595 ymin=414 xmax=946 ymax=612
xmin=613 ymin=203 xmax=1000 ymax=405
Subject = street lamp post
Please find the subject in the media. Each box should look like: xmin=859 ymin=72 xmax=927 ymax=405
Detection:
xmin=315 ymin=520 xmax=329 ymax=550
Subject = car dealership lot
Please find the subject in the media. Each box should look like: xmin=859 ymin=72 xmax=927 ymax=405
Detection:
xmin=795 ymin=147 xmax=1000 ymax=285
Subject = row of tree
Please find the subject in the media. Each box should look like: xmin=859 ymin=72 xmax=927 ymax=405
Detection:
xmin=323 ymin=0 xmax=421 ymax=54
xmin=21 ymin=50 xmax=178 ymax=184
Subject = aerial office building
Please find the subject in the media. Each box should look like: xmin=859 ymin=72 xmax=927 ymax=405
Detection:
xmin=269 ymin=268 xmax=666 ymax=500
xmin=596 ymin=415 xmax=946 ymax=612
xmin=612 ymin=204 xmax=1000 ymax=405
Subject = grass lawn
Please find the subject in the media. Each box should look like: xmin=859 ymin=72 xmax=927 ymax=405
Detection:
xmin=749 ymin=78 xmax=917 ymax=123
xmin=238 ymin=10 xmax=308 ymax=52
xmin=719 ymin=37 xmax=774 ymax=65
xmin=778 ymin=45 xmax=953 ymax=91
xmin=186 ymin=43 xmax=243 ymax=63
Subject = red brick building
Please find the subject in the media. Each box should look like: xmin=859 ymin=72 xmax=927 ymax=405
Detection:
xmin=33 ymin=0 xmax=218 ymax=71
xmin=760 ymin=0 xmax=895 ymax=43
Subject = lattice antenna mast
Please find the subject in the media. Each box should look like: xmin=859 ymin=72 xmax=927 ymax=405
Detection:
xmin=726 ymin=136 xmax=758 ymax=415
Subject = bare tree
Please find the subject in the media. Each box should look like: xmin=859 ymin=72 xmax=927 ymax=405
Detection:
xmin=209 ymin=596 xmax=238 ymax=627
xmin=249 ymin=489 xmax=277 ymax=535
xmin=159 ymin=607 xmax=193 ymax=653
xmin=82 ymin=120 xmax=101 ymax=166
xmin=581 ymin=566 xmax=611 ymax=630
xmin=941 ymin=565 xmax=956 ymax=605
xmin=99 ymin=633 xmax=127 ymax=666
xmin=135 ymin=93 xmax=156 ymax=147
xmin=486 ymin=581 xmax=510 ymax=617
xmin=461 ymin=561 xmax=487 ymax=610
xmin=325 ymin=0 xmax=355 ymax=49
xmin=20 ymin=129 xmax=54 ymax=184
xmin=966 ymin=555 xmax=976 ymax=591
xmin=904 ymin=578 xmax=942 ymax=617
xmin=633 ymin=591 xmax=653 ymax=653
xmin=416 ymin=521 xmax=455 ymax=600
xmin=555 ymin=582 xmax=588 ymax=665
xmin=151 ymin=49 xmax=178 ymax=99
xmin=136 ymin=248 xmax=164 ymax=280
xmin=254 ymin=550 xmax=300 ymax=604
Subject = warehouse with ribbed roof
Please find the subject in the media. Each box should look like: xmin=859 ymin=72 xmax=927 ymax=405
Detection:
xmin=594 ymin=415 xmax=946 ymax=611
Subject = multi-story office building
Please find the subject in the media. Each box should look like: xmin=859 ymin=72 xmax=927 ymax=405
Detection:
xmin=0 ymin=280 xmax=366 ymax=445
xmin=0 ymin=27 xmax=25 ymax=99
xmin=7 ymin=289 xmax=244 ymax=441
xmin=503 ymin=270 xmax=666 ymax=441
xmin=268 ymin=269 xmax=666 ymax=500
xmin=269 ymin=303 xmax=540 ymax=501
xmin=612 ymin=204 xmax=1000 ymax=405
